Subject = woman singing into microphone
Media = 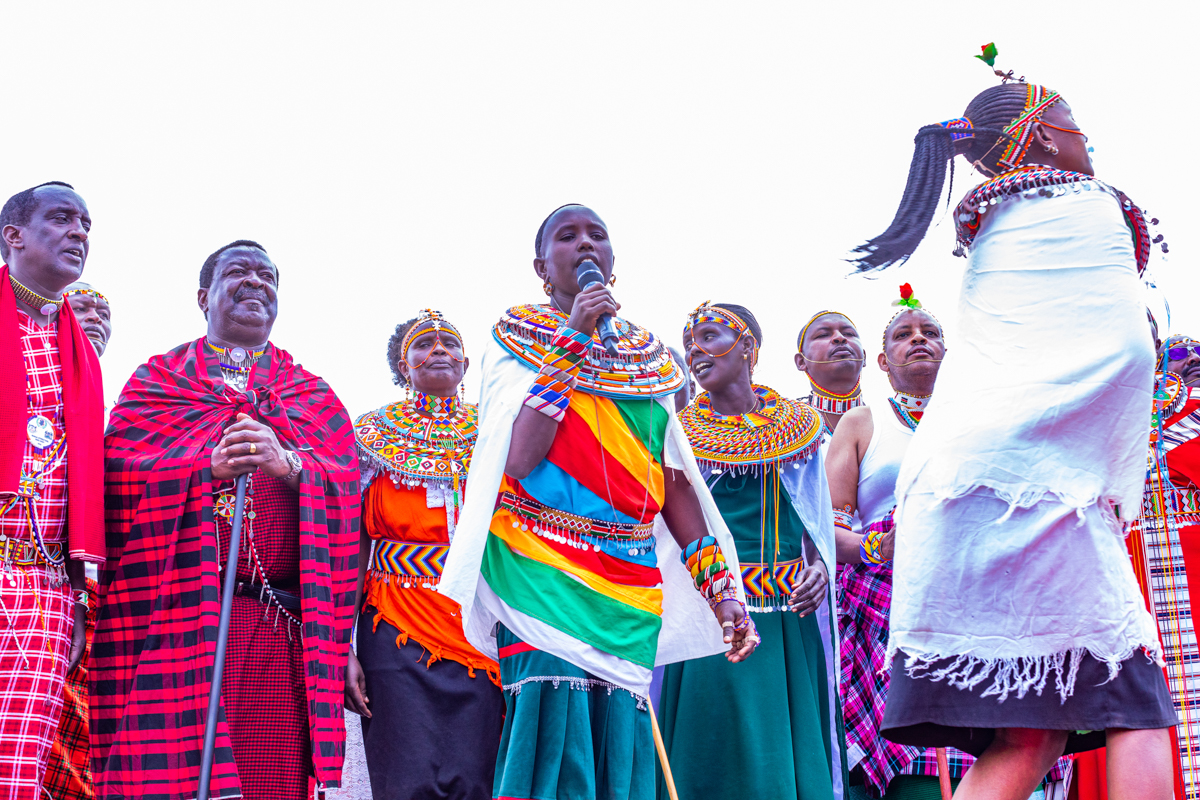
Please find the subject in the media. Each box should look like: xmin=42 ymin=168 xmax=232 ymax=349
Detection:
xmin=440 ymin=204 xmax=757 ymax=800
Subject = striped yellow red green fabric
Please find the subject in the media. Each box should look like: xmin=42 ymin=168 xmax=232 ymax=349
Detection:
xmin=482 ymin=391 xmax=669 ymax=670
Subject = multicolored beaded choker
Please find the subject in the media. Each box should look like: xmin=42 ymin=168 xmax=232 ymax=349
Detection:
xmin=954 ymin=166 xmax=1156 ymax=274
xmin=807 ymin=378 xmax=864 ymax=416
xmin=892 ymin=391 xmax=931 ymax=414
xmin=413 ymin=391 xmax=459 ymax=417
xmin=9 ymin=275 xmax=62 ymax=316
xmin=494 ymin=304 xmax=682 ymax=399
xmin=680 ymin=385 xmax=823 ymax=471
xmin=888 ymin=396 xmax=922 ymax=430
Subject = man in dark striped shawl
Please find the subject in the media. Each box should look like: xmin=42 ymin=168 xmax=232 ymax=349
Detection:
xmin=90 ymin=241 xmax=360 ymax=800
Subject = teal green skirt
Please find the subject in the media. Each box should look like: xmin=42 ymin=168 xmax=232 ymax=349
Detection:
xmin=657 ymin=608 xmax=841 ymax=800
xmin=494 ymin=625 xmax=655 ymax=800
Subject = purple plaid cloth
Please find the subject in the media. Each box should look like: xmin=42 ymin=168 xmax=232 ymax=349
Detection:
xmin=838 ymin=558 xmax=972 ymax=795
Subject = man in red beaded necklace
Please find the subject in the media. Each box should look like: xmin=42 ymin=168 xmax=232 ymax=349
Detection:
xmin=93 ymin=241 xmax=360 ymax=800
xmin=0 ymin=182 xmax=105 ymax=800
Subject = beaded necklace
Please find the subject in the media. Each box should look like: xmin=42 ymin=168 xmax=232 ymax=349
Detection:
xmin=413 ymin=392 xmax=459 ymax=417
xmin=888 ymin=397 xmax=921 ymax=431
xmin=807 ymin=378 xmax=863 ymax=416
xmin=892 ymin=390 xmax=931 ymax=414
xmin=9 ymin=275 xmax=62 ymax=317
xmin=494 ymin=304 xmax=682 ymax=399
xmin=953 ymin=165 xmax=1158 ymax=274
xmin=680 ymin=385 xmax=823 ymax=472
xmin=355 ymin=393 xmax=478 ymax=533
xmin=206 ymin=340 xmax=266 ymax=392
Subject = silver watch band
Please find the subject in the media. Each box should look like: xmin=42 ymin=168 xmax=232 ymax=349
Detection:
xmin=285 ymin=450 xmax=303 ymax=481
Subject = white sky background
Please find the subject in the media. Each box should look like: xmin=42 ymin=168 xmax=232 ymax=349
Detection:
xmin=6 ymin=2 xmax=1196 ymax=415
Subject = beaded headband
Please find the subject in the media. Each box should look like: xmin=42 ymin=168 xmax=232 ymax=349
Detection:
xmin=797 ymin=309 xmax=859 ymax=355
xmin=685 ymin=302 xmax=759 ymax=369
xmin=400 ymin=309 xmax=463 ymax=359
xmin=63 ymin=287 xmax=109 ymax=305
xmin=995 ymin=84 xmax=1061 ymax=172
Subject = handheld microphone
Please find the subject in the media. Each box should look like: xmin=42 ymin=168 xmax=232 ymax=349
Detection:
xmin=575 ymin=259 xmax=620 ymax=357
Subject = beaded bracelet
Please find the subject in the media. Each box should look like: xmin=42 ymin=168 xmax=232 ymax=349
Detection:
xmin=74 ymin=590 xmax=89 ymax=611
xmin=681 ymin=535 xmax=740 ymax=609
xmin=860 ymin=514 xmax=893 ymax=565
xmin=524 ymin=327 xmax=592 ymax=422
xmin=833 ymin=505 xmax=854 ymax=533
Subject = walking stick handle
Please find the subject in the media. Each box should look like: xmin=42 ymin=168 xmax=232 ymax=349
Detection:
xmin=197 ymin=472 xmax=249 ymax=800
xmin=649 ymin=702 xmax=680 ymax=800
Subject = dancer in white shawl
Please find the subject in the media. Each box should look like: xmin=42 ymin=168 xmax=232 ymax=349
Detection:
xmin=440 ymin=204 xmax=756 ymax=800
xmin=848 ymin=69 xmax=1176 ymax=800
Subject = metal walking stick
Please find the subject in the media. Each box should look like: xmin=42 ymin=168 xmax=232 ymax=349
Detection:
xmin=197 ymin=471 xmax=249 ymax=800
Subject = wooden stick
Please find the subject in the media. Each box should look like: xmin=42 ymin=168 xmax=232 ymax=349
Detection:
xmin=648 ymin=702 xmax=680 ymax=800
xmin=936 ymin=747 xmax=953 ymax=800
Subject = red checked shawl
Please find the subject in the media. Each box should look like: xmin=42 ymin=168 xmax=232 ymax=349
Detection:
xmin=90 ymin=338 xmax=360 ymax=800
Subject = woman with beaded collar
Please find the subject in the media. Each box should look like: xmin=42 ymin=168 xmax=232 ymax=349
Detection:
xmin=345 ymin=311 xmax=504 ymax=800
xmin=439 ymin=204 xmax=757 ymax=800
xmin=657 ymin=302 xmax=843 ymax=800
xmin=796 ymin=310 xmax=866 ymax=435
xmin=850 ymin=72 xmax=1175 ymax=799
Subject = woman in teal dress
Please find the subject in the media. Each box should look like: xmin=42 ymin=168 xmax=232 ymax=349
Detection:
xmin=658 ymin=302 xmax=846 ymax=800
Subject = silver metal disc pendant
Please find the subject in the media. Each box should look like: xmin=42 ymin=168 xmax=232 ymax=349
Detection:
xmin=39 ymin=303 xmax=57 ymax=317
xmin=229 ymin=347 xmax=247 ymax=364
xmin=27 ymin=416 xmax=55 ymax=448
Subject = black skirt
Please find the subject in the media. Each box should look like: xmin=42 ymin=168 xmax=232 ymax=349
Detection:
xmin=881 ymin=650 xmax=1178 ymax=756
xmin=357 ymin=609 xmax=506 ymax=800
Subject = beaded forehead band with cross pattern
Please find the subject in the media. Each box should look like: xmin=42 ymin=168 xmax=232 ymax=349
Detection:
xmin=400 ymin=309 xmax=465 ymax=363
xmin=684 ymin=302 xmax=759 ymax=369
xmin=63 ymin=287 xmax=109 ymax=306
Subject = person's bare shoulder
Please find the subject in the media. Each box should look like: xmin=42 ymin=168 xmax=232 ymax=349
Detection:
xmin=830 ymin=405 xmax=874 ymax=459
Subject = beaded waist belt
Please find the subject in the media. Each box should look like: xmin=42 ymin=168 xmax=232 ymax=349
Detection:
xmin=0 ymin=536 xmax=63 ymax=568
xmin=370 ymin=540 xmax=449 ymax=589
xmin=498 ymin=491 xmax=654 ymax=543
xmin=1140 ymin=484 xmax=1200 ymax=529
xmin=741 ymin=557 xmax=804 ymax=610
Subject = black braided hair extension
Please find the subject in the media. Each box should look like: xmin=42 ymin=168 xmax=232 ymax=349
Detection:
xmin=849 ymin=83 xmax=1033 ymax=273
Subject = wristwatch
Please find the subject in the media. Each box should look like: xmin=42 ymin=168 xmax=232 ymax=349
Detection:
xmin=284 ymin=450 xmax=303 ymax=481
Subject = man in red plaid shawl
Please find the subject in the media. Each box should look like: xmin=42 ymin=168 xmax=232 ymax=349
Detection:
xmin=0 ymin=182 xmax=105 ymax=800
xmin=91 ymin=241 xmax=360 ymax=800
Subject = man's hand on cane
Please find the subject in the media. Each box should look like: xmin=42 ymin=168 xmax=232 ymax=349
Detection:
xmin=212 ymin=413 xmax=298 ymax=490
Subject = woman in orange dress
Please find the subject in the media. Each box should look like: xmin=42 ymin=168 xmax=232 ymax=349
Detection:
xmin=344 ymin=310 xmax=503 ymax=800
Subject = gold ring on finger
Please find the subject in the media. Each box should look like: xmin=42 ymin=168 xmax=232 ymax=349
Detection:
xmin=249 ymin=443 xmax=256 ymax=454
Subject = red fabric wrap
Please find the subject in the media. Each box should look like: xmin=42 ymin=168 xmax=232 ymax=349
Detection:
xmin=90 ymin=338 xmax=360 ymax=800
xmin=0 ymin=265 xmax=105 ymax=561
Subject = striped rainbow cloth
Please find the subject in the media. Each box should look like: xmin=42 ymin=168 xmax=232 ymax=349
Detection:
xmin=481 ymin=391 xmax=669 ymax=672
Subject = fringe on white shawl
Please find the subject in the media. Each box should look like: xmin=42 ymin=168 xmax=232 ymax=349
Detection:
xmin=503 ymin=675 xmax=648 ymax=709
xmin=886 ymin=641 xmax=1162 ymax=704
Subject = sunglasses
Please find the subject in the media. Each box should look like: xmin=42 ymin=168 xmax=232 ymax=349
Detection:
xmin=1168 ymin=343 xmax=1200 ymax=361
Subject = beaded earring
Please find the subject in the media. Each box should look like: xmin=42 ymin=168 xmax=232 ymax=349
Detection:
xmin=459 ymin=381 xmax=466 ymax=405
xmin=543 ymin=280 xmax=553 ymax=296
xmin=608 ymin=274 xmax=617 ymax=286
